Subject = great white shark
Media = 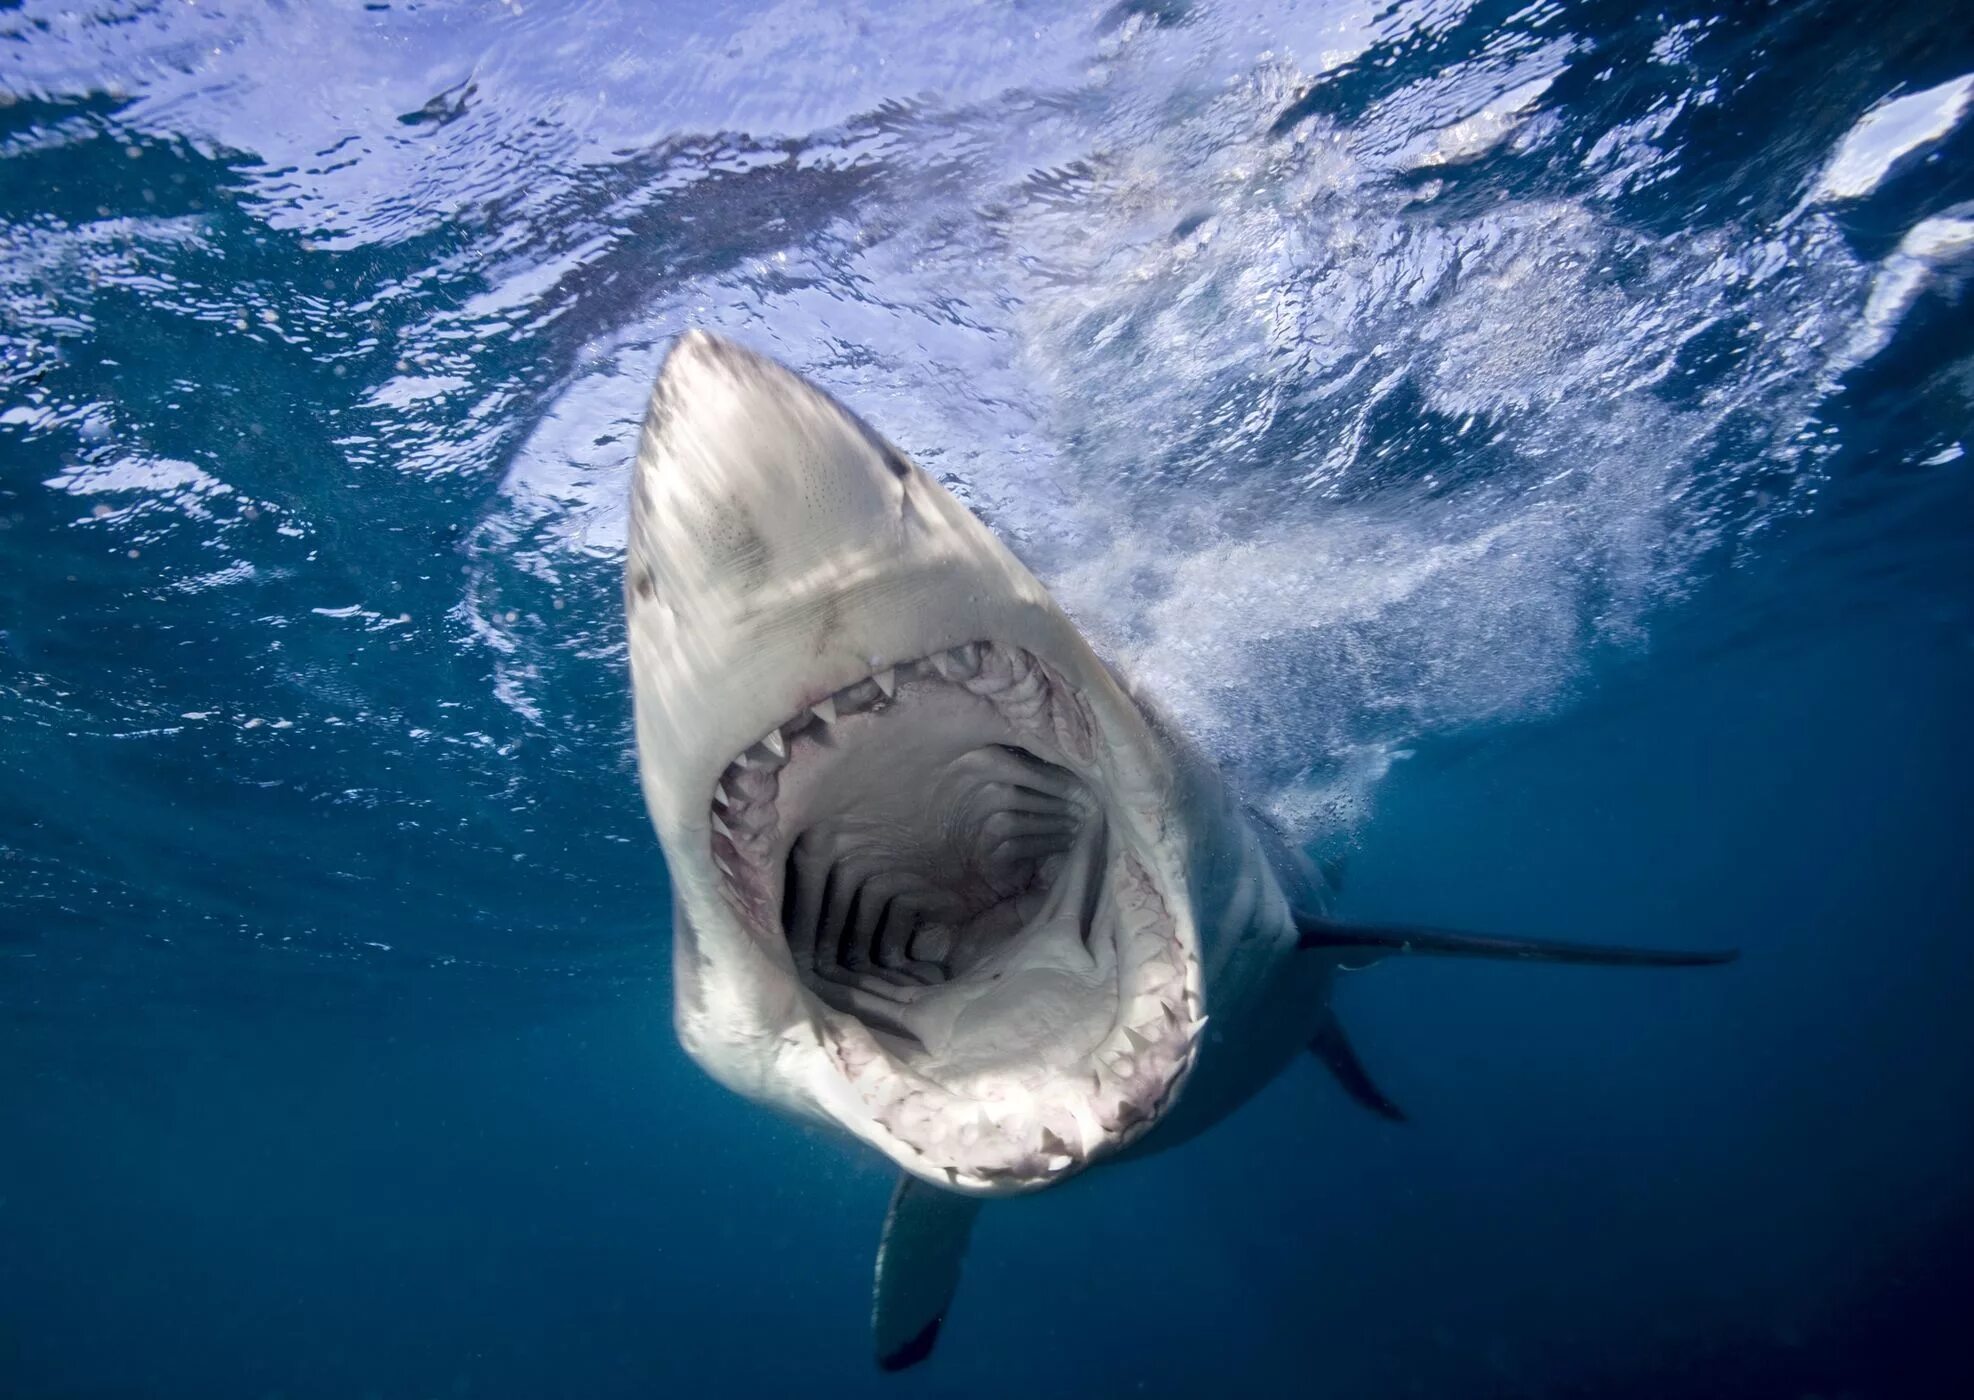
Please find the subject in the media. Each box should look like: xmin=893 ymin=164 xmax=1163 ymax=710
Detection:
xmin=625 ymin=330 xmax=1734 ymax=1370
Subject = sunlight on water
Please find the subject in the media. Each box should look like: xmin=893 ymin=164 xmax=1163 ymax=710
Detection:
xmin=1 ymin=0 xmax=1969 ymax=945
xmin=479 ymin=2 xmax=1900 ymax=841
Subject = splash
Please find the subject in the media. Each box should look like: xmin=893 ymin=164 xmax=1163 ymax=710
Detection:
xmin=484 ymin=7 xmax=1901 ymax=840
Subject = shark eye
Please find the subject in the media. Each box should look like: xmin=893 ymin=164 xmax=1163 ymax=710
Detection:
xmin=843 ymin=404 xmax=914 ymax=479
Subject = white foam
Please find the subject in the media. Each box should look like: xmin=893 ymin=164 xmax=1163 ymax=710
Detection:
xmin=479 ymin=10 xmax=1889 ymax=841
xmin=1813 ymin=74 xmax=1974 ymax=204
xmin=1840 ymin=204 xmax=1974 ymax=368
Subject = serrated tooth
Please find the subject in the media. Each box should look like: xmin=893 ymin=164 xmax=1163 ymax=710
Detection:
xmin=1123 ymin=1025 xmax=1154 ymax=1056
xmin=873 ymin=667 xmax=896 ymax=698
xmin=713 ymin=855 xmax=734 ymax=879
xmin=964 ymin=644 xmax=1014 ymax=694
xmin=1102 ymin=1097 xmax=1148 ymax=1134
xmin=714 ymin=780 xmax=733 ymax=806
xmin=1039 ymin=1127 xmax=1074 ymax=1159
xmin=931 ymin=644 xmax=981 ymax=681
xmin=711 ymin=812 xmax=733 ymax=839
xmin=761 ymin=728 xmax=787 ymax=759
xmin=810 ymin=696 xmax=837 ymax=725
xmin=832 ymin=678 xmax=881 ymax=715
xmin=1066 ymin=1101 xmax=1105 ymax=1155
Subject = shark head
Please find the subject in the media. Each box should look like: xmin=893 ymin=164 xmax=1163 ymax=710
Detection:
xmin=626 ymin=332 xmax=1208 ymax=1195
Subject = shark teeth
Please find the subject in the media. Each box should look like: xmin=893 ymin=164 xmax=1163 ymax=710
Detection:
xmin=730 ymin=643 xmax=1090 ymax=798
xmin=930 ymin=643 xmax=981 ymax=681
xmin=832 ymin=677 xmax=884 ymax=716
xmin=702 ymin=645 xmax=1199 ymax=1187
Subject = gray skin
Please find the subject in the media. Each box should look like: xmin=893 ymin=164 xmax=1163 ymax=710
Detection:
xmin=624 ymin=331 xmax=1733 ymax=1369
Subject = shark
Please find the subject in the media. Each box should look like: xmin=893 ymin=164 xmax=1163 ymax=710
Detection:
xmin=624 ymin=330 xmax=1734 ymax=1371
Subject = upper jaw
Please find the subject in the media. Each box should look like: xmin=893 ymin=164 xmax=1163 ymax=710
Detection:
xmin=626 ymin=330 xmax=1067 ymax=851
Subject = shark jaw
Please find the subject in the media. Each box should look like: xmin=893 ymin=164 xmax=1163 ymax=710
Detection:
xmin=711 ymin=642 xmax=1198 ymax=1191
xmin=628 ymin=332 xmax=1204 ymax=1195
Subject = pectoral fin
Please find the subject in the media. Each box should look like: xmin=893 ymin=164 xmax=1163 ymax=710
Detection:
xmin=872 ymin=1174 xmax=981 ymax=1372
xmin=1309 ymin=1011 xmax=1406 ymax=1122
xmin=1299 ymin=917 xmax=1737 ymax=967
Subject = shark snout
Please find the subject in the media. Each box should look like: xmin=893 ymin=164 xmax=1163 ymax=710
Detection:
xmin=635 ymin=331 xmax=912 ymax=605
xmin=627 ymin=332 xmax=1068 ymax=830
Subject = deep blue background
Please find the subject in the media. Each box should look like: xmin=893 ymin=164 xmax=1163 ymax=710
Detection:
xmin=4 ymin=1 xmax=1972 ymax=1396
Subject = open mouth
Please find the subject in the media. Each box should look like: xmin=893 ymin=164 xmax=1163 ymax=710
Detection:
xmin=704 ymin=640 xmax=1201 ymax=1188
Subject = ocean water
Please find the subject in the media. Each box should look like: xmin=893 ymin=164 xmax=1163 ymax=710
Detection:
xmin=3 ymin=0 xmax=1971 ymax=1395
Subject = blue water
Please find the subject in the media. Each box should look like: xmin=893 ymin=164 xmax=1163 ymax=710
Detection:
xmin=3 ymin=1 xmax=1971 ymax=1395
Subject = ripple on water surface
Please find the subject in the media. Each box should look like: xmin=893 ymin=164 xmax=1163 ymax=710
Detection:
xmin=1 ymin=0 xmax=1970 ymax=979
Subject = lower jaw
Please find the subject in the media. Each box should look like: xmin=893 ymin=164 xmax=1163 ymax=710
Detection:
xmin=811 ymin=845 xmax=1201 ymax=1190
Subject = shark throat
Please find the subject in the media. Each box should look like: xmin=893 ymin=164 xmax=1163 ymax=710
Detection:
xmin=704 ymin=640 xmax=1198 ymax=1189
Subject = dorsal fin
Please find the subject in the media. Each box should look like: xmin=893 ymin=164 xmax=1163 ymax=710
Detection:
xmin=1298 ymin=917 xmax=1737 ymax=967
